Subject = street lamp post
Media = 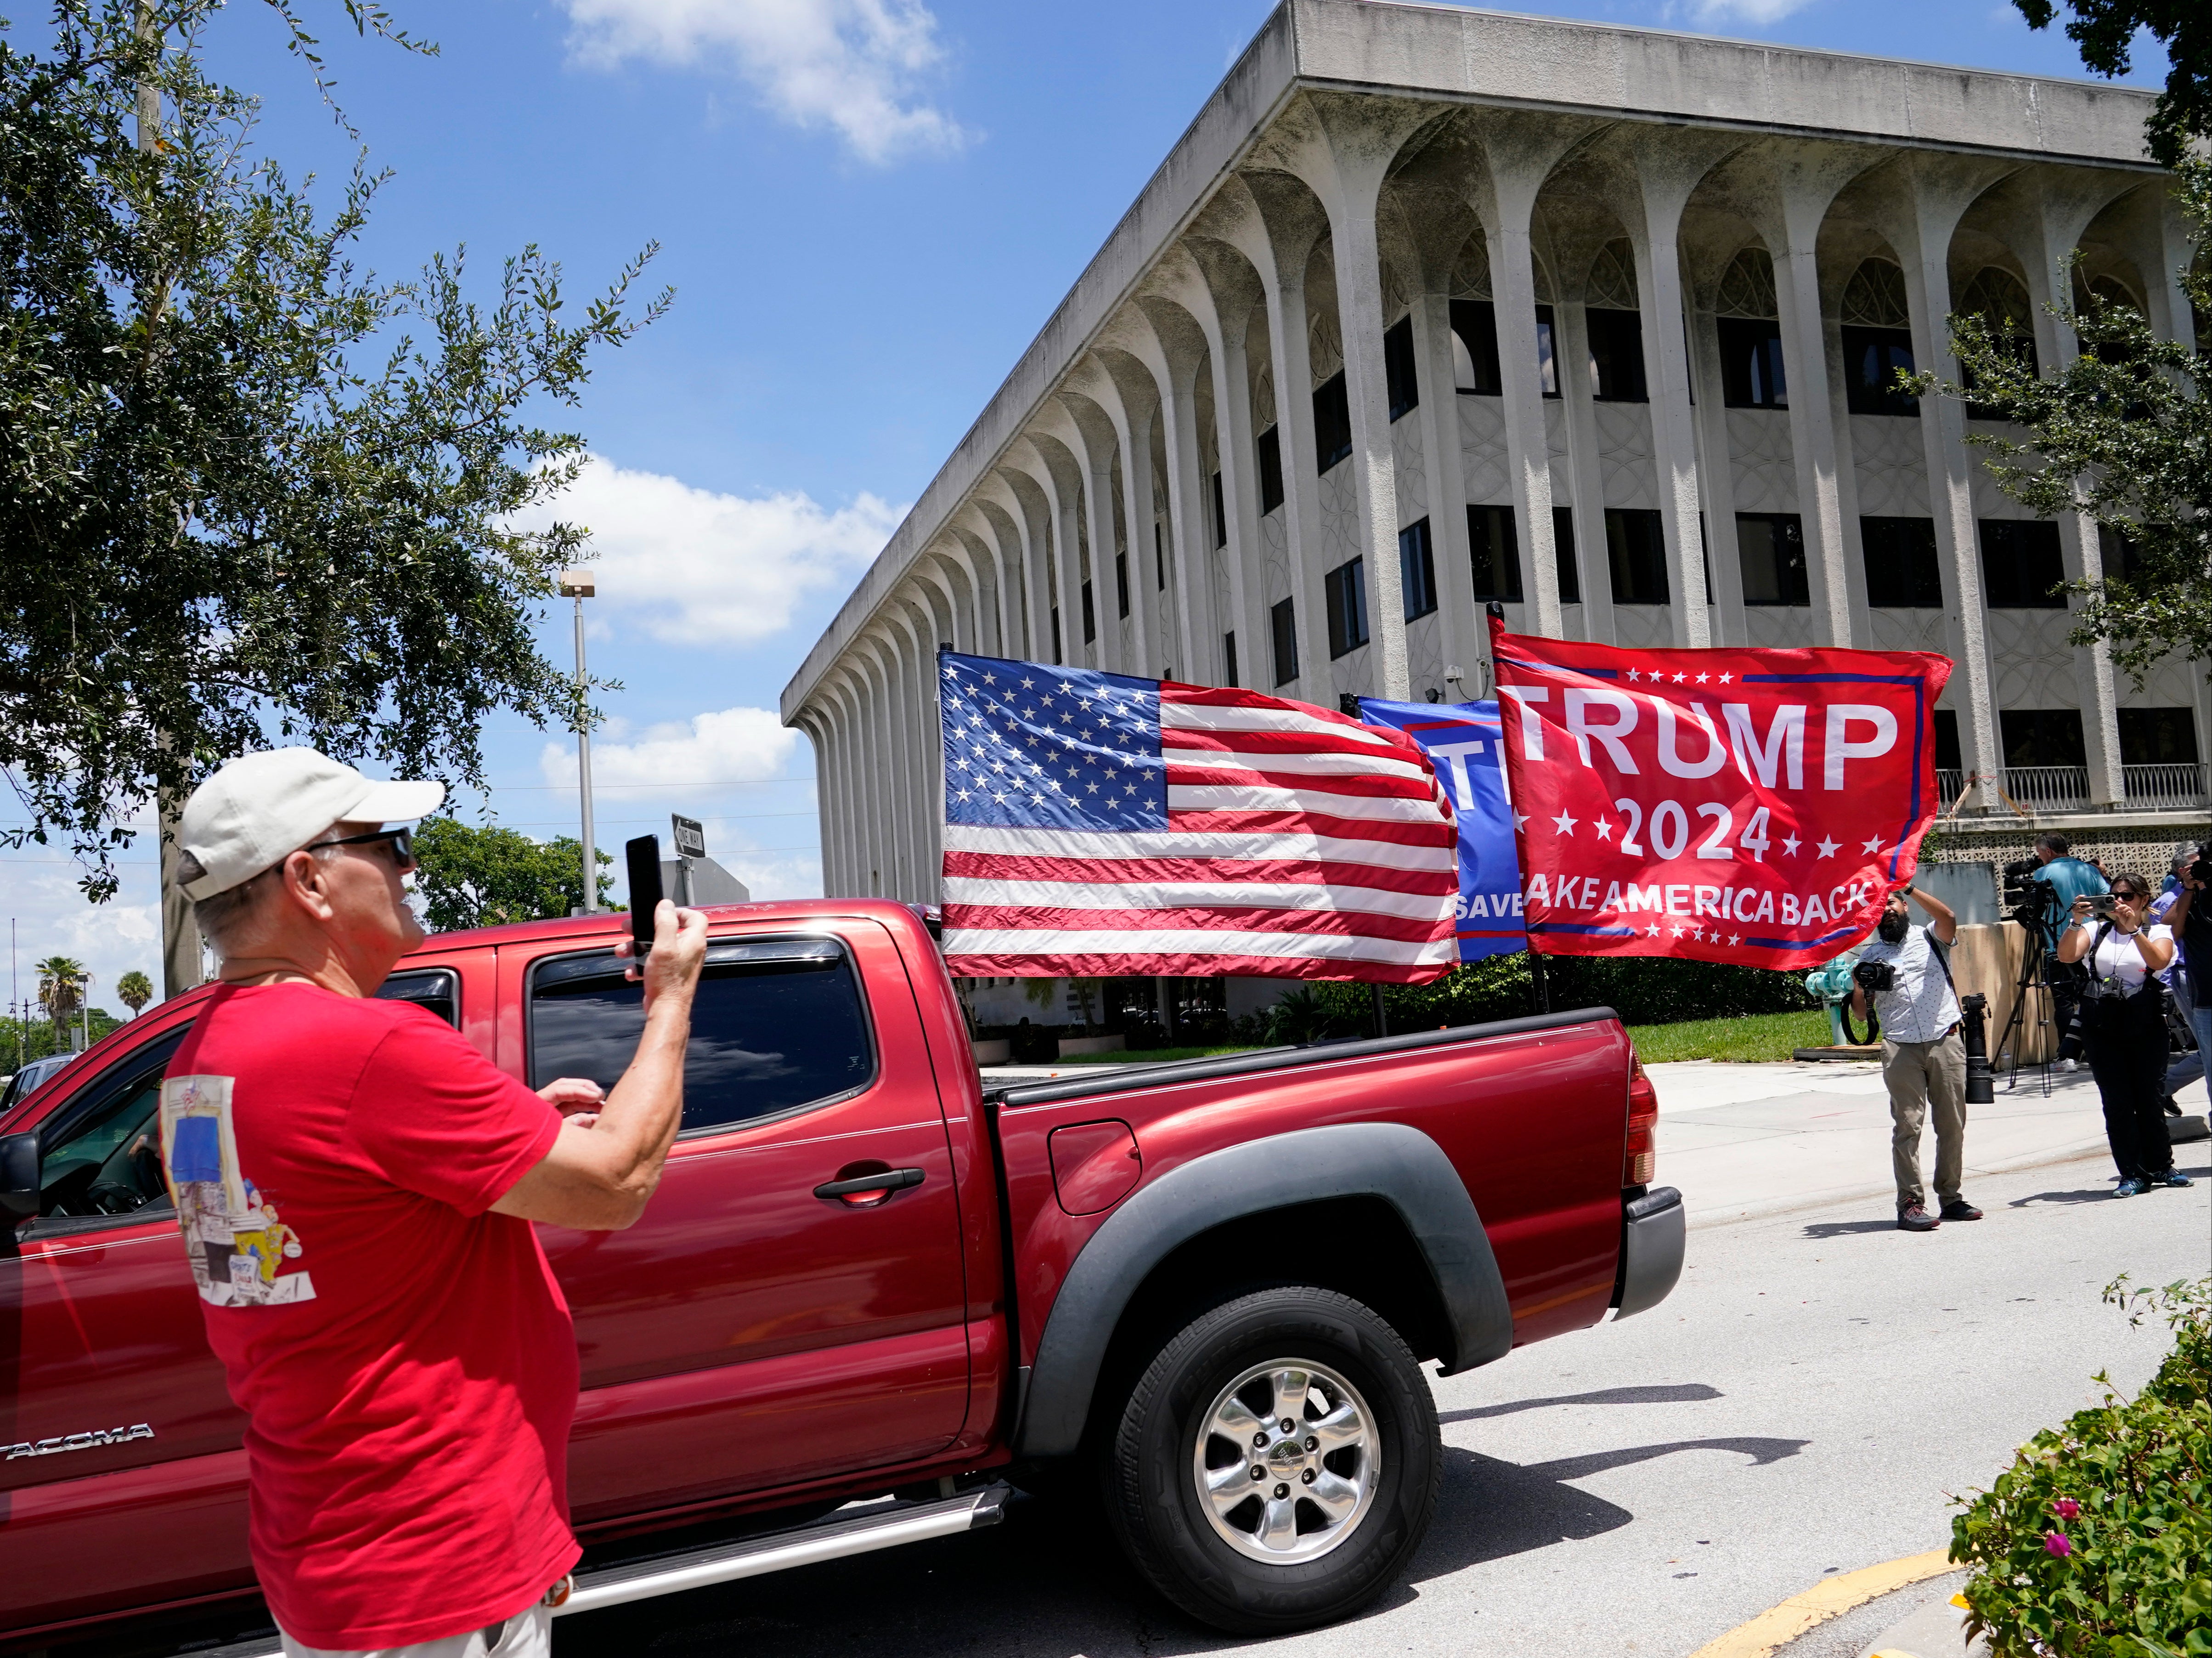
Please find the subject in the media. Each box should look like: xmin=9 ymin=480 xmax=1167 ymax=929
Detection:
xmin=559 ymin=571 xmax=598 ymax=915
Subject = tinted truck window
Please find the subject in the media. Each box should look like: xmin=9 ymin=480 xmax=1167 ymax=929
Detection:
xmin=529 ymin=939 xmax=875 ymax=1134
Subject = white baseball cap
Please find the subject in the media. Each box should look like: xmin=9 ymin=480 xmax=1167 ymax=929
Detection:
xmin=178 ymin=748 xmax=446 ymax=899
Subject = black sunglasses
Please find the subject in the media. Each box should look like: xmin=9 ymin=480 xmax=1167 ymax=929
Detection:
xmin=316 ymin=826 xmax=417 ymax=870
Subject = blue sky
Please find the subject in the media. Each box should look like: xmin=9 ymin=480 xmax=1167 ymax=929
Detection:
xmin=1 ymin=0 xmax=2168 ymax=1017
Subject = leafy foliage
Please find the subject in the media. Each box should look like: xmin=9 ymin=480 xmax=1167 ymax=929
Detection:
xmin=0 ymin=2 xmax=668 ymax=901
xmin=4 ymin=1008 xmax=125 ymax=1069
xmin=412 ymin=818 xmax=616 ymax=935
xmin=1918 ymin=160 xmax=2211 ymax=694
xmin=2010 ymin=0 xmax=2211 ymax=169
xmin=114 ymin=969 xmax=153 ymax=1013
xmin=1952 ymin=1277 xmax=2212 ymax=1657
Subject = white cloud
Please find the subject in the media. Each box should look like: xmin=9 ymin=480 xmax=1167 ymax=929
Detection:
xmin=540 ymin=705 xmax=803 ymax=791
xmin=561 ymin=0 xmax=970 ymax=163
xmin=518 ymin=454 xmax=902 ymax=648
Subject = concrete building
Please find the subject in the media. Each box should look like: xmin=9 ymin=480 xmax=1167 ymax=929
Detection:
xmin=783 ymin=0 xmax=2210 ymax=913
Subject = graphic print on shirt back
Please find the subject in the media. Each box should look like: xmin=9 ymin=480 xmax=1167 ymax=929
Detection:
xmin=158 ymin=1074 xmax=315 ymax=1306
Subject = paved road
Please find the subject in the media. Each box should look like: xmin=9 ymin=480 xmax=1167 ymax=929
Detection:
xmin=558 ymin=1137 xmax=2208 ymax=1658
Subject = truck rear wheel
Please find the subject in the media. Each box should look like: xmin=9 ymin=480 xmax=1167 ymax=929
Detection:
xmin=1100 ymin=1286 xmax=1439 ymax=1634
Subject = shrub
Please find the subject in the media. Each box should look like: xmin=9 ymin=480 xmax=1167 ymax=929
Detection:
xmin=1372 ymin=954 xmax=1814 ymax=1033
xmin=1950 ymin=1277 xmax=2212 ymax=1658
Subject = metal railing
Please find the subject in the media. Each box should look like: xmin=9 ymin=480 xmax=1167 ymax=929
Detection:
xmin=2122 ymin=762 xmax=2207 ymax=810
xmin=1936 ymin=769 xmax=1966 ymax=809
xmin=2003 ymin=765 xmax=2092 ymax=812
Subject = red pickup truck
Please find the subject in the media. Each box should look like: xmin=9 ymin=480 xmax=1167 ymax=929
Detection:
xmin=0 ymin=900 xmax=1681 ymax=1650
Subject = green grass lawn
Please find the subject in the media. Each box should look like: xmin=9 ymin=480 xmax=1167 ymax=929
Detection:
xmin=1624 ymin=1007 xmax=1845 ymax=1063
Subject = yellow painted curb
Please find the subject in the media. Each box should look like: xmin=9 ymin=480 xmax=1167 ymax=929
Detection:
xmin=1684 ymin=1549 xmax=1958 ymax=1658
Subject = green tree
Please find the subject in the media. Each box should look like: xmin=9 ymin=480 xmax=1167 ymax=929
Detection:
xmin=35 ymin=956 xmax=88 ymax=1043
xmin=116 ymin=970 xmax=153 ymax=1015
xmin=2010 ymin=0 xmax=2211 ymax=167
xmin=1919 ymin=160 xmax=2212 ymax=691
xmin=412 ymin=818 xmax=616 ymax=934
xmin=0 ymin=2 xmax=666 ymax=902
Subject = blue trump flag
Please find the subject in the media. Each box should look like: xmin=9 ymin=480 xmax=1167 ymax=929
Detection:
xmin=1358 ymin=699 xmax=1526 ymax=962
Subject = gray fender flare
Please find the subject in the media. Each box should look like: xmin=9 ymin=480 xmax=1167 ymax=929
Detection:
xmin=1014 ymin=1121 xmax=1512 ymax=1459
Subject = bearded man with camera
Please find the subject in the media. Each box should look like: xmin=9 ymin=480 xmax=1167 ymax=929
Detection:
xmin=1851 ymin=884 xmax=1981 ymax=1233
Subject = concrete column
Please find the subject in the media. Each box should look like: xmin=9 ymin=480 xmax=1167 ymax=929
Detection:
xmin=862 ymin=632 xmax=908 ymax=899
xmin=1556 ymin=300 xmax=1617 ymax=645
xmin=852 ymin=646 xmax=893 ymax=894
xmin=1118 ymin=401 xmax=1163 ymax=679
xmin=1409 ymin=289 xmax=1474 ymax=681
xmin=1330 ymin=189 xmax=1411 ymax=699
xmin=1687 ymin=304 xmax=1745 ymax=646
xmin=1489 ymin=185 xmax=1563 ymax=639
xmin=1626 ymin=206 xmax=1713 ymax=645
xmin=1774 ymin=206 xmax=1853 ymax=646
xmin=1211 ymin=328 xmax=1269 ymax=689
xmin=1889 ymin=163 xmax=2011 ymax=814
xmin=829 ymin=685 xmax=862 ymax=897
xmin=1158 ymin=358 xmax=1215 ymax=679
xmin=1257 ymin=261 xmax=1334 ymax=699
xmin=1083 ymin=458 xmax=1123 ymax=673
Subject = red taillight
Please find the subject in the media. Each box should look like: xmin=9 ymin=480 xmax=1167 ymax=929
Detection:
xmin=1624 ymin=1052 xmax=1658 ymax=1188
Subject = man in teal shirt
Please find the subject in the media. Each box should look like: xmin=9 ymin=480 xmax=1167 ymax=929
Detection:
xmin=2034 ymin=831 xmax=2108 ymax=1067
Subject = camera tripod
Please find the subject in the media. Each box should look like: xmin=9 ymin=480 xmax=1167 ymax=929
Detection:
xmin=1991 ymin=911 xmax=2060 ymax=1096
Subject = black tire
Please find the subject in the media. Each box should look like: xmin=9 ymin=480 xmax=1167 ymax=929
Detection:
xmin=1099 ymin=1286 xmax=1440 ymax=1635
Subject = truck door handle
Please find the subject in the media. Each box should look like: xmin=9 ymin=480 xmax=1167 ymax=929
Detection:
xmin=813 ymin=1167 xmax=926 ymax=1205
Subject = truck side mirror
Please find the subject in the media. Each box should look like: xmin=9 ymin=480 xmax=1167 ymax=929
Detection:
xmin=0 ymin=1132 xmax=39 ymax=1221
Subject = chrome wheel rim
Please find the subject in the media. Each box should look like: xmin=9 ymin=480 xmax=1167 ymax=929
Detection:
xmin=1191 ymin=1358 xmax=1378 ymax=1565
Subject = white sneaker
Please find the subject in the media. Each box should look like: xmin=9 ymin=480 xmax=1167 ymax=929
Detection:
xmin=2059 ymin=1058 xmax=2078 ymax=1073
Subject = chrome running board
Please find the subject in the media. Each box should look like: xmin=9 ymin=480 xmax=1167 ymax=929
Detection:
xmin=557 ymin=1482 xmax=1011 ymax=1616
xmin=186 ymin=1483 xmax=1012 ymax=1655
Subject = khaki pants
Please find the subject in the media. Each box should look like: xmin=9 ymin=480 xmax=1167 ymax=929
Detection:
xmin=280 ymin=1603 xmax=552 ymax=1658
xmin=1883 ymin=1029 xmax=1967 ymax=1211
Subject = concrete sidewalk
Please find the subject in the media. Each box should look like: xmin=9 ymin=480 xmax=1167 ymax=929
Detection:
xmin=1650 ymin=1057 xmax=2208 ymax=1228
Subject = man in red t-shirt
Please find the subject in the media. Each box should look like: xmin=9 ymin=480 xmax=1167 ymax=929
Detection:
xmin=161 ymin=748 xmax=706 ymax=1658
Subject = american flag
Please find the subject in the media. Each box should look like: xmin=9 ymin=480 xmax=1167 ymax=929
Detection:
xmin=937 ymin=651 xmax=1460 ymax=981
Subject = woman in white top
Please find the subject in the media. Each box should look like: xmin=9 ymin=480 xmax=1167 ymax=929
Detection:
xmin=2056 ymin=874 xmax=2190 ymax=1196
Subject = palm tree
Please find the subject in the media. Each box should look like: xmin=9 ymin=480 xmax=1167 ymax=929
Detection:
xmin=35 ymin=956 xmax=87 ymax=1046
xmin=116 ymin=971 xmax=153 ymax=1017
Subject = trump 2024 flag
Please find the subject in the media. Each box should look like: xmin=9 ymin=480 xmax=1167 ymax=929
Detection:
xmin=1358 ymin=698 xmax=1527 ymax=963
xmin=1488 ymin=616 xmax=1952 ymax=971
xmin=937 ymin=651 xmax=1459 ymax=981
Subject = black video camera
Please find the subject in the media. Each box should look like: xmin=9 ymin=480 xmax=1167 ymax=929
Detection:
xmin=1853 ymin=958 xmax=1898 ymax=995
xmin=2001 ymin=858 xmax=2057 ymax=930
xmin=2192 ymin=844 xmax=2212 ymax=888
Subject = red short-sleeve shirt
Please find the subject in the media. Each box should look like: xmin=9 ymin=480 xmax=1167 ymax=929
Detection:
xmin=162 ymin=981 xmax=578 ymax=1650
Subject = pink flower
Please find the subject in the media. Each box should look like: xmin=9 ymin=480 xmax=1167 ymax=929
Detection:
xmin=2044 ymin=1531 xmax=2073 ymax=1557
xmin=2052 ymin=1498 xmax=2080 ymax=1520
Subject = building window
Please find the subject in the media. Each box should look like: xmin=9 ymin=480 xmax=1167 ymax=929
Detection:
xmin=1979 ymin=520 xmax=2066 ymax=608
xmin=1257 ymin=425 xmax=1284 ymax=514
xmin=1082 ymin=581 xmax=1096 ymax=644
xmin=1325 ymin=558 xmax=1369 ymax=658
xmin=1211 ymin=470 xmax=1227 ymax=549
xmin=1933 ymin=709 xmax=1962 ymax=772
xmin=1606 ymin=509 xmax=1669 ymax=605
xmin=1717 ymin=318 xmax=1788 ymax=408
xmin=1842 ymin=326 xmax=1919 ymax=417
xmin=2118 ymin=707 xmax=2199 ymax=765
xmin=1116 ymin=551 xmax=1130 ymax=618
xmin=1155 ymin=522 xmax=1165 ymax=589
xmin=1270 ymin=598 xmax=1298 ymax=686
xmin=1450 ymin=299 xmax=1502 ymax=394
xmin=1050 ymin=607 xmax=1062 ymax=664
xmin=1586 ymin=309 xmax=1647 ymax=402
xmin=1959 ymin=267 xmax=2040 ymax=414
xmin=1399 ymin=518 xmax=1437 ymax=620
xmin=1535 ymin=304 xmax=1559 ymax=397
xmin=1553 ymin=507 xmax=1581 ymax=605
xmin=2097 ymin=522 xmax=2147 ymax=583
xmin=1736 ymin=514 xmax=1809 ymax=606
xmin=1468 ymin=505 xmax=1522 ymax=601
xmin=1313 ymin=371 xmax=1352 ymax=473
xmin=1862 ymin=517 xmax=1944 ymax=607
xmin=2000 ymin=708 xmax=2088 ymax=769
xmin=1222 ymin=630 xmax=1239 ymax=688
xmin=1383 ymin=316 xmax=1419 ymax=420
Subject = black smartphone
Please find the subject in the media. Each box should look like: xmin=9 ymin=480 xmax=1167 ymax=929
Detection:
xmin=626 ymin=835 xmax=663 ymax=957
xmin=2090 ymin=892 xmax=2120 ymax=917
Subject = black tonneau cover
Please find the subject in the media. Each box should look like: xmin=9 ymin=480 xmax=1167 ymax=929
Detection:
xmin=986 ymin=1005 xmax=1622 ymax=1109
